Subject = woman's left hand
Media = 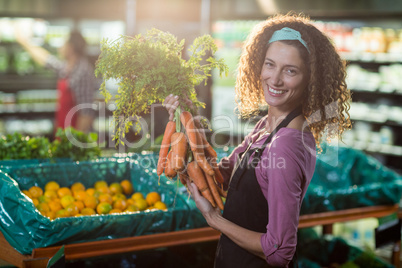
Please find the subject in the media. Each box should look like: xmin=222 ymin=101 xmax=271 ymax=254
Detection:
xmin=187 ymin=179 xmax=221 ymax=227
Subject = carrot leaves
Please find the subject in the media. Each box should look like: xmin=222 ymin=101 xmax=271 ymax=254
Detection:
xmin=95 ymin=28 xmax=228 ymax=145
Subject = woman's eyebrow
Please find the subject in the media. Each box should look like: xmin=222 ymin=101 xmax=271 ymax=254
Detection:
xmin=265 ymin=57 xmax=301 ymax=69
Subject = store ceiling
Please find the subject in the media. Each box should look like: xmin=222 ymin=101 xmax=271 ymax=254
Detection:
xmin=1 ymin=0 xmax=402 ymax=21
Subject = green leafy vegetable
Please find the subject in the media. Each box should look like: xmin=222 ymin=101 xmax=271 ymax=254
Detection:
xmin=95 ymin=28 xmax=228 ymax=145
xmin=51 ymin=127 xmax=101 ymax=161
xmin=0 ymin=133 xmax=51 ymax=160
xmin=0 ymin=128 xmax=101 ymax=161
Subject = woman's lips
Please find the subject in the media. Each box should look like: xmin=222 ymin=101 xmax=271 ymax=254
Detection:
xmin=268 ymin=87 xmax=287 ymax=96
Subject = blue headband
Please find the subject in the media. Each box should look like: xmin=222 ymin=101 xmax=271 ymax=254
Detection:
xmin=268 ymin=27 xmax=310 ymax=53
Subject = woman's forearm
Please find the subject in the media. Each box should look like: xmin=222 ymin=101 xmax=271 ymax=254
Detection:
xmin=207 ymin=213 xmax=266 ymax=260
xmin=17 ymin=39 xmax=50 ymax=66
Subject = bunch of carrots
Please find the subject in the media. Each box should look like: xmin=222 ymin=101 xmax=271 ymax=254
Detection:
xmin=157 ymin=109 xmax=226 ymax=210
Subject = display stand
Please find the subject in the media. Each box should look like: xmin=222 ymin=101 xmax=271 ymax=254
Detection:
xmin=0 ymin=204 xmax=399 ymax=268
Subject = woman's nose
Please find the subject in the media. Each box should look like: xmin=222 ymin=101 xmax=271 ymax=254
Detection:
xmin=270 ymin=69 xmax=283 ymax=86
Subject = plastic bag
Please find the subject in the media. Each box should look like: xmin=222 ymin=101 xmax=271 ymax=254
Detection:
xmin=301 ymin=144 xmax=402 ymax=214
xmin=297 ymin=229 xmax=393 ymax=268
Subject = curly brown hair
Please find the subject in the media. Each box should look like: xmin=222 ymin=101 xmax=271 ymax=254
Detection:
xmin=235 ymin=13 xmax=352 ymax=149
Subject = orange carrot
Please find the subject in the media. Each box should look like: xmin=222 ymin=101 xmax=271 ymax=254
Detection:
xmin=178 ymin=172 xmax=188 ymax=185
xmin=170 ymin=132 xmax=188 ymax=172
xmin=194 ymin=151 xmax=215 ymax=177
xmin=187 ymin=161 xmax=216 ymax=207
xmin=213 ymin=165 xmax=225 ymax=184
xmin=193 ymin=129 xmax=215 ymax=177
xmin=204 ymin=172 xmax=225 ymax=210
xmin=157 ymin=121 xmax=176 ymax=176
xmin=165 ymin=150 xmax=177 ymax=178
xmin=180 ymin=111 xmax=198 ymax=152
xmin=216 ymin=184 xmax=227 ymax=198
xmin=199 ymin=133 xmax=217 ymax=159
xmin=208 ymin=157 xmax=224 ymax=184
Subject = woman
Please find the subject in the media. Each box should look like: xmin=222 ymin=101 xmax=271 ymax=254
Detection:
xmin=164 ymin=13 xmax=351 ymax=267
xmin=16 ymin=30 xmax=97 ymax=133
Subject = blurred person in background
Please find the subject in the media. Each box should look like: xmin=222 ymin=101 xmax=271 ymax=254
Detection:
xmin=16 ymin=30 xmax=97 ymax=133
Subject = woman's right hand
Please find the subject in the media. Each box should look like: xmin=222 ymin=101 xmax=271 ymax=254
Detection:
xmin=163 ymin=94 xmax=179 ymax=121
xmin=163 ymin=94 xmax=195 ymax=121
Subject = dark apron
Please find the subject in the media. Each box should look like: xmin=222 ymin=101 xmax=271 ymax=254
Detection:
xmin=55 ymin=78 xmax=77 ymax=131
xmin=214 ymin=106 xmax=302 ymax=268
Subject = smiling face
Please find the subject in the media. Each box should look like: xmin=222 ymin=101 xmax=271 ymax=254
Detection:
xmin=261 ymin=41 xmax=309 ymax=113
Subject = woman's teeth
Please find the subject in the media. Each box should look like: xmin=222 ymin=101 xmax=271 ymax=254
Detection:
xmin=269 ymin=87 xmax=286 ymax=94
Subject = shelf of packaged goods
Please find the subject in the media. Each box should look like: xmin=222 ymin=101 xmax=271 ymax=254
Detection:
xmin=0 ymin=104 xmax=56 ymax=115
xmin=0 ymin=204 xmax=399 ymax=268
xmin=350 ymin=117 xmax=402 ymax=128
xmin=347 ymin=141 xmax=402 ymax=157
xmin=340 ymin=51 xmax=402 ymax=64
xmin=351 ymin=88 xmax=402 ymax=97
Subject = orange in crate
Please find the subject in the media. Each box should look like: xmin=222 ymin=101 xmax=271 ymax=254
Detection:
xmin=56 ymin=209 xmax=69 ymax=218
xmin=131 ymin=192 xmax=144 ymax=201
xmin=57 ymin=187 xmax=72 ymax=198
xmin=81 ymin=207 xmax=96 ymax=216
xmin=112 ymin=193 xmax=127 ymax=202
xmin=45 ymin=181 xmax=60 ymax=192
xmin=113 ymin=198 xmax=128 ymax=211
xmin=74 ymin=200 xmax=85 ymax=212
xmin=48 ymin=200 xmax=62 ymax=212
xmin=109 ymin=208 xmax=122 ymax=214
xmin=120 ymin=179 xmax=134 ymax=195
xmin=84 ymin=195 xmax=98 ymax=209
xmin=98 ymin=193 xmax=113 ymax=204
xmin=73 ymin=190 xmax=87 ymax=201
xmin=60 ymin=195 xmax=75 ymax=209
xmin=29 ymin=186 xmax=43 ymax=198
xmin=65 ymin=203 xmax=80 ymax=216
xmin=97 ymin=202 xmax=112 ymax=214
xmin=97 ymin=185 xmax=110 ymax=194
xmin=44 ymin=190 xmax=58 ymax=200
xmin=71 ymin=182 xmax=85 ymax=193
xmin=94 ymin=180 xmax=108 ymax=190
xmin=109 ymin=182 xmax=123 ymax=195
xmin=146 ymin=192 xmax=161 ymax=206
xmin=134 ymin=199 xmax=148 ymax=211
xmin=86 ymin=188 xmax=96 ymax=196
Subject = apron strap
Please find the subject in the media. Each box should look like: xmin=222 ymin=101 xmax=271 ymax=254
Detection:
xmin=253 ymin=105 xmax=303 ymax=160
xmin=230 ymin=106 xmax=302 ymax=190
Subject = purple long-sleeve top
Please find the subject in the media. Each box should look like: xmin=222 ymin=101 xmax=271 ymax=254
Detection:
xmin=218 ymin=116 xmax=316 ymax=267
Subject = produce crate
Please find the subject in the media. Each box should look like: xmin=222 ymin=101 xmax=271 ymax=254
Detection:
xmin=301 ymin=144 xmax=402 ymax=214
xmin=297 ymin=228 xmax=394 ymax=268
xmin=0 ymin=157 xmax=206 ymax=255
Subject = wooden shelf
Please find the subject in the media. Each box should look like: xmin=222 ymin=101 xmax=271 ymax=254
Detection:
xmin=298 ymin=204 xmax=399 ymax=228
xmin=0 ymin=204 xmax=399 ymax=268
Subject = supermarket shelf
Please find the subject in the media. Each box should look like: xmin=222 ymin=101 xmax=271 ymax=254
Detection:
xmin=0 ymin=110 xmax=55 ymax=118
xmin=350 ymin=117 xmax=402 ymax=128
xmin=0 ymin=227 xmax=221 ymax=268
xmin=0 ymin=74 xmax=57 ymax=91
xmin=351 ymin=88 xmax=402 ymax=97
xmin=0 ymin=205 xmax=399 ymax=268
xmin=298 ymin=204 xmax=399 ymax=229
xmin=340 ymin=51 xmax=402 ymax=63
xmin=346 ymin=141 xmax=402 ymax=157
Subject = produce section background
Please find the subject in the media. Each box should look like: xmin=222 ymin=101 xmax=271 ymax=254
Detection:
xmin=1 ymin=0 xmax=402 ymax=267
